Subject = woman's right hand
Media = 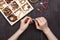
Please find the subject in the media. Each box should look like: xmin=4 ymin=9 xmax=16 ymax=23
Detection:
xmin=35 ymin=17 xmax=48 ymax=31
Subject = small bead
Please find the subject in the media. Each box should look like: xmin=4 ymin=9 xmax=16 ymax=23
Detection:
xmin=43 ymin=2 xmax=48 ymax=5
xmin=42 ymin=5 xmax=47 ymax=10
xmin=36 ymin=8 xmax=41 ymax=12
xmin=40 ymin=2 xmax=43 ymax=5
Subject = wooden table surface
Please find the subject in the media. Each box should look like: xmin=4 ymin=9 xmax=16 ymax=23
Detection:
xmin=0 ymin=0 xmax=60 ymax=40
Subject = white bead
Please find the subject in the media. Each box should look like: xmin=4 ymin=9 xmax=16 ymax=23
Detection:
xmin=40 ymin=2 xmax=43 ymax=5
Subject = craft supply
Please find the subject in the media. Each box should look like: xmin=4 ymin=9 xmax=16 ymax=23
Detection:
xmin=43 ymin=2 xmax=48 ymax=5
xmin=0 ymin=0 xmax=6 ymax=9
xmin=40 ymin=2 xmax=48 ymax=10
xmin=5 ymin=0 xmax=13 ymax=4
xmin=36 ymin=8 xmax=41 ymax=12
xmin=3 ymin=7 xmax=12 ymax=16
xmin=25 ymin=18 xmax=29 ymax=23
xmin=8 ymin=15 xmax=17 ymax=22
xmin=0 ymin=0 xmax=34 ymax=25
xmin=11 ymin=1 xmax=19 ymax=10
xmin=29 ymin=0 xmax=39 ymax=4
xmin=23 ymin=3 xmax=30 ymax=11
xmin=19 ymin=0 xmax=25 ymax=4
xmin=0 ymin=0 xmax=5 ymax=5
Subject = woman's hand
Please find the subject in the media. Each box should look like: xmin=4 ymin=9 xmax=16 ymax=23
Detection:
xmin=8 ymin=16 xmax=58 ymax=40
xmin=35 ymin=17 xmax=48 ymax=31
xmin=8 ymin=16 xmax=32 ymax=40
xmin=35 ymin=17 xmax=58 ymax=40
xmin=20 ymin=16 xmax=32 ymax=31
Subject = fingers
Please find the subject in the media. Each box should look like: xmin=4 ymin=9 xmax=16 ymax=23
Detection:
xmin=26 ymin=19 xmax=31 ymax=26
xmin=21 ymin=16 xmax=47 ymax=26
xmin=35 ymin=18 xmax=42 ymax=26
xmin=21 ymin=16 xmax=32 ymax=24
xmin=21 ymin=16 xmax=31 ymax=21
xmin=40 ymin=17 xmax=47 ymax=23
xmin=35 ymin=20 xmax=40 ymax=29
xmin=35 ymin=17 xmax=47 ymax=30
xmin=36 ymin=17 xmax=47 ymax=25
xmin=39 ymin=17 xmax=47 ymax=25
xmin=25 ymin=17 xmax=32 ymax=24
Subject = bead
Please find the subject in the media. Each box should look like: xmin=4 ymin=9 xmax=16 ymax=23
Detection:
xmin=43 ymin=2 xmax=48 ymax=5
xmin=40 ymin=2 xmax=43 ymax=5
xmin=5 ymin=0 xmax=13 ymax=4
xmin=8 ymin=15 xmax=17 ymax=22
xmin=29 ymin=0 xmax=39 ymax=4
xmin=40 ymin=2 xmax=48 ymax=10
xmin=36 ymin=8 xmax=41 ymax=12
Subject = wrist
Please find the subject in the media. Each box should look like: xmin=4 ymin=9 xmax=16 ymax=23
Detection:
xmin=42 ymin=26 xmax=50 ymax=33
xmin=18 ymin=28 xmax=24 ymax=33
xmin=42 ymin=27 xmax=58 ymax=40
xmin=8 ymin=29 xmax=24 ymax=40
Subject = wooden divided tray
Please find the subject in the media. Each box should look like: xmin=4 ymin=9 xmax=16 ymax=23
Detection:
xmin=0 ymin=0 xmax=34 ymax=25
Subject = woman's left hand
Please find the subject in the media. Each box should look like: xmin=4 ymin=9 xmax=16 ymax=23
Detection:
xmin=19 ymin=16 xmax=32 ymax=31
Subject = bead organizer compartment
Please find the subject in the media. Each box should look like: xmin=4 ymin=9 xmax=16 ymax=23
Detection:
xmin=5 ymin=0 xmax=13 ymax=4
xmin=2 ymin=7 xmax=12 ymax=16
xmin=21 ymin=0 xmax=34 ymax=14
xmin=8 ymin=14 xmax=17 ymax=22
xmin=9 ymin=1 xmax=19 ymax=11
xmin=15 ymin=0 xmax=27 ymax=7
xmin=19 ymin=0 xmax=26 ymax=4
xmin=14 ymin=8 xmax=24 ymax=19
xmin=0 ymin=0 xmax=7 ymax=10
xmin=0 ymin=0 xmax=34 ymax=25
xmin=22 ymin=3 xmax=32 ymax=13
